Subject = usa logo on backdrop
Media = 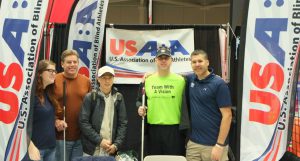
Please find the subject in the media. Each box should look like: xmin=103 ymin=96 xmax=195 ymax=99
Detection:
xmin=240 ymin=0 xmax=300 ymax=160
xmin=0 ymin=0 xmax=49 ymax=160
xmin=68 ymin=0 xmax=109 ymax=88
xmin=106 ymin=28 xmax=194 ymax=84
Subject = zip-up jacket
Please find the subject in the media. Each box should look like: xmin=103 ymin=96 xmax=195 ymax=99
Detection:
xmin=79 ymin=87 xmax=128 ymax=155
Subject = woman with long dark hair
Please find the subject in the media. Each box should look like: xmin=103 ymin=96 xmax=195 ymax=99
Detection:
xmin=25 ymin=60 xmax=66 ymax=161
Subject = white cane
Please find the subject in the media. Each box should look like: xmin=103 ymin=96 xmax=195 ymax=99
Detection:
xmin=141 ymin=85 xmax=145 ymax=161
xmin=63 ymin=80 xmax=66 ymax=161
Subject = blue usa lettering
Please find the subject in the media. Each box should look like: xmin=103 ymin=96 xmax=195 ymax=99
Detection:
xmin=76 ymin=1 xmax=97 ymax=25
xmin=73 ymin=40 xmax=92 ymax=67
xmin=136 ymin=40 xmax=189 ymax=56
xmin=255 ymin=18 xmax=288 ymax=66
xmin=2 ymin=19 xmax=29 ymax=65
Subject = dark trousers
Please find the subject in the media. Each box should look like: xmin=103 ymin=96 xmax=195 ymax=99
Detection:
xmin=147 ymin=124 xmax=185 ymax=156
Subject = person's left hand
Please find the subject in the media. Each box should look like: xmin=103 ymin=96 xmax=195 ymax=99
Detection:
xmin=55 ymin=119 xmax=68 ymax=132
xmin=100 ymin=139 xmax=112 ymax=150
xmin=106 ymin=144 xmax=117 ymax=155
xmin=211 ymin=145 xmax=224 ymax=161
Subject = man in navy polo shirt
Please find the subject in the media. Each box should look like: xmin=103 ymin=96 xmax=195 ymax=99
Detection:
xmin=185 ymin=50 xmax=232 ymax=161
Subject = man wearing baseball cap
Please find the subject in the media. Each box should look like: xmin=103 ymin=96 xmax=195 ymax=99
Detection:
xmin=79 ymin=66 xmax=128 ymax=156
xmin=137 ymin=44 xmax=189 ymax=156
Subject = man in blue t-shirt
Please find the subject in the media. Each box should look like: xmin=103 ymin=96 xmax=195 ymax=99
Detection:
xmin=186 ymin=50 xmax=232 ymax=161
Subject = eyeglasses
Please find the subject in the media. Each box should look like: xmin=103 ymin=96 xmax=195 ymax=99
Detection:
xmin=45 ymin=69 xmax=57 ymax=74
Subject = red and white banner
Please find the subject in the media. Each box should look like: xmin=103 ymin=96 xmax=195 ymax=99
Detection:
xmin=0 ymin=1 xmax=49 ymax=160
xmin=240 ymin=1 xmax=300 ymax=160
xmin=106 ymin=28 xmax=194 ymax=84
xmin=218 ymin=28 xmax=228 ymax=82
xmin=68 ymin=0 xmax=109 ymax=88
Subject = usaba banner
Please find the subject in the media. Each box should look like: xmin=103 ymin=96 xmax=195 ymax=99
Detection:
xmin=240 ymin=0 xmax=300 ymax=160
xmin=106 ymin=28 xmax=194 ymax=84
xmin=0 ymin=0 xmax=49 ymax=161
xmin=68 ymin=0 xmax=109 ymax=88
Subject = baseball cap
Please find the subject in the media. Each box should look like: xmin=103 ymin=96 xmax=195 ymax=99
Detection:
xmin=97 ymin=66 xmax=115 ymax=77
xmin=156 ymin=44 xmax=172 ymax=58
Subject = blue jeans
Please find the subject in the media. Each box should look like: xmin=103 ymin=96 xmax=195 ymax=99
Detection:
xmin=22 ymin=147 xmax=56 ymax=161
xmin=55 ymin=140 xmax=83 ymax=161
xmin=40 ymin=148 xmax=56 ymax=161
